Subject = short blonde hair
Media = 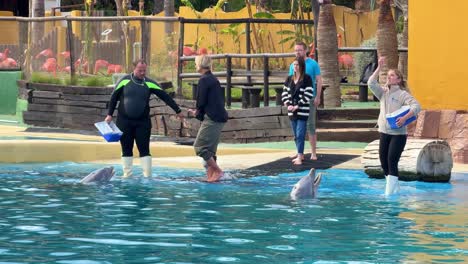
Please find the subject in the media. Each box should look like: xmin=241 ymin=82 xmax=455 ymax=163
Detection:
xmin=195 ymin=55 xmax=211 ymax=71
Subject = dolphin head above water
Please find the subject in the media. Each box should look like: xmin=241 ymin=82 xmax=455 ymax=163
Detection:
xmin=80 ymin=167 xmax=115 ymax=184
xmin=290 ymin=168 xmax=322 ymax=200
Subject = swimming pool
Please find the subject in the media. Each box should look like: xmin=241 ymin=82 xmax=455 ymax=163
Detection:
xmin=0 ymin=163 xmax=467 ymax=263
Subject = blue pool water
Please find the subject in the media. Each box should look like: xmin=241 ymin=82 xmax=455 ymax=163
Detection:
xmin=0 ymin=163 xmax=467 ymax=263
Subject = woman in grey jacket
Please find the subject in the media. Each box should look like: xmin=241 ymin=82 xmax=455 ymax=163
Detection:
xmin=368 ymin=57 xmax=421 ymax=196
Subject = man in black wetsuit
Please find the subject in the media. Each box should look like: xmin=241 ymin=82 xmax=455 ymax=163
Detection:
xmin=105 ymin=59 xmax=184 ymax=178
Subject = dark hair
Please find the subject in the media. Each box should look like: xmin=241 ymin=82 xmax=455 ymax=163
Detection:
xmin=295 ymin=41 xmax=308 ymax=51
xmin=133 ymin=59 xmax=147 ymax=67
xmin=294 ymin=56 xmax=306 ymax=81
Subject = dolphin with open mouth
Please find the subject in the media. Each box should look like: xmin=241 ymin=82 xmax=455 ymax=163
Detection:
xmin=290 ymin=168 xmax=322 ymax=200
xmin=80 ymin=167 xmax=115 ymax=184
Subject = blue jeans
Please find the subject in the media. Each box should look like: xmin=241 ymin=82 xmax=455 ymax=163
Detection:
xmin=290 ymin=119 xmax=307 ymax=154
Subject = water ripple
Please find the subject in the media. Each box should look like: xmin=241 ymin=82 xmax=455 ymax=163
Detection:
xmin=214 ymin=256 xmax=240 ymax=262
xmin=14 ymin=225 xmax=47 ymax=232
xmin=96 ymin=232 xmax=192 ymax=238
xmin=223 ymin=238 xmax=255 ymax=244
xmin=266 ymin=245 xmax=296 ymax=251
xmin=67 ymin=238 xmax=206 ymax=248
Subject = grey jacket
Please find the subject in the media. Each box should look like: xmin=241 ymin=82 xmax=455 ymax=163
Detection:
xmin=368 ymin=78 xmax=421 ymax=135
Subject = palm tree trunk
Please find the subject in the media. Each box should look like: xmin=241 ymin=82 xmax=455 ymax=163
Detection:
xmin=311 ymin=0 xmax=320 ymax=58
xmin=377 ymin=0 xmax=399 ymax=83
xmin=153 ymin=0 xmax=164 ymax=14
xmin=397 ymin=0 xmax=408 ymax=79
xmin=164 ymin=0 xmax=175 ymax=35
xmin=31 ymin=0 xmax=44 ymax=44
xmin=355 ymin=0 xmax=371 ymax=12
xmin=255 ymin=0 xmax=268 ymax=12
xmin=317 ymin=1 xmax=341 ymax=107
xmin=115 ymin=0 xmax=131 ymax=72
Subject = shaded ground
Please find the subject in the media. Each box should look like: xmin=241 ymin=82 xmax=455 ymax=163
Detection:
xmin=245 ymin=153 xmax=360 ymax=176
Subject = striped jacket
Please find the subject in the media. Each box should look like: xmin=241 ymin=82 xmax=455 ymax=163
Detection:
xmin=281 ymin=74 xmax=314 ymax=120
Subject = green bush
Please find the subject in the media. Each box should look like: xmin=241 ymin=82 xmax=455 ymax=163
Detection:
xmin=80 ymin=76 xmax=107 ymax=87
xmin=30 ymin=72 xmax=63 ymax=85
xmin=30 ymin=72 xmax=113 ymax=87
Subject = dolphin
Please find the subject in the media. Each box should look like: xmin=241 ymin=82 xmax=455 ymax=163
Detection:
xmin=80 ymin=167 xmax=115 ymax=184
xmin=290 ymin=168 xmax=322 ymax=200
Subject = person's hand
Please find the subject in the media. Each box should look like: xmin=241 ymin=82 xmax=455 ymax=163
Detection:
xmin=187 ymin=109 xmax=197 ymax=117
xmin=378 ymin=56 xmax=386 ymax=67
xmin=314 ymin=96 xmax=320 ymax=107
xmin=287 ymin=105 xmax=294 ymax=111
xmin=293 ymin=105 xmax=299 ymax=112
xmin=105 ymin=115 xmax=112 ymax=123
xmin=382 ymin=81 xmax=390 ymax=92
xmin=176 ymin=112 xmax=184 ymax=120
xmin=396 ymin=116 xmax=407 ymax=127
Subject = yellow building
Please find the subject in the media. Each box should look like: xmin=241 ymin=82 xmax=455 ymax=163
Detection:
xmin=409 ymin=1 xmax=468 ymax=110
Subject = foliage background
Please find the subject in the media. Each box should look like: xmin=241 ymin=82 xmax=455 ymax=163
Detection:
xmin=60 ymin=0 xmax=357 ymax=15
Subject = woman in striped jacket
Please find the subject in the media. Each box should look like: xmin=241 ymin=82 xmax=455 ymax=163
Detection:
xmin=282 ymin=56 xmax=314 ymax=165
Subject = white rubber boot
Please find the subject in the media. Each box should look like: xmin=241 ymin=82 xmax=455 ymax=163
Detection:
xmin=385 ymin=175 xmax=400 ymax=196
xmin=122 ymin=157 xmax=133 ymax=178
xmin=140 ymin=156 xmax=152 ymax=177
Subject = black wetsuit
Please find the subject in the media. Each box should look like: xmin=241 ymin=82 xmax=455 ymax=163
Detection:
xmin=107 ymin=73 xmax=181 ymax=157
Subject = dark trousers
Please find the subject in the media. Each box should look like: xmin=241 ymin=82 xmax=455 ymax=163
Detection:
xmin=117 ymin=116 xmax=152 ymax=157
xmin=379 ymin=133 xmax=407 ymax=177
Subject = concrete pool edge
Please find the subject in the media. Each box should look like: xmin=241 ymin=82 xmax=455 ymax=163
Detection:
xmin=1 ymin=124 xmax=467 ymax=173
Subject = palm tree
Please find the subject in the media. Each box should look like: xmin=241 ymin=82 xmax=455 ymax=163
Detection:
xmin=255 ymin=0 xmax=269 ymax=12
xmin=115 ymin=0 xmax=132 ymax=72
xmin=395 ymin=0 xmax=408 ymax=78
xmin=153 ymin=0 xmax=164 ymax=14
xmin=31 ymin=0 xmax=44 ymax=44
xmin=164 ymin=0 xmax=175 ymax=34
xmin=317 ymin=0 xmax=341 ymax=107
xmin=355 ymin=0 xmax=378 ymax=12
xmin=311 ymin=0 xmax=320 ymax=57
xmin=355 ymin=0 xmax=370 ymax=12
xmin=376 ymin=0 xmax=398 ymax=83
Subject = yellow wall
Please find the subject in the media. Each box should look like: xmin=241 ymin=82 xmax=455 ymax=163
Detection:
xmin=409 ymin=1 xmax=468 ymax=110
xmin=150 ymin=5 xmax=379 ymax=57
xmin=0 ymin=11 xmax=19 ymax=44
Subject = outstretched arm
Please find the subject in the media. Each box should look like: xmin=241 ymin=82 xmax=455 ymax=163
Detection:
xmin=367 ymin=57 xmax=386 ymax=100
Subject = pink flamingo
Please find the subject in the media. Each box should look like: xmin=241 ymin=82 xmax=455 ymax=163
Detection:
xmin=107 ymin=64 xmax=123 ymax=75
xmin=0 ymin=48 xmax=10 ymax=61
xmin=74 ymin=59 xmax=89 ymax=73
xmin=337 ymin=34 xmax=354 ymax=70
xmin=94 ymin=59 xmax=110 ymax=74
xmin=35 ymin=48 xmax=55 ymax=59
xmin=1 ymin=58 xmax=18 ymax=68
xmin=41 ymin=58 xmax=58 ymax=76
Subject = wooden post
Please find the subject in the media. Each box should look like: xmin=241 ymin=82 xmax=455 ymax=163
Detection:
xmin=141 ymin=18 xmax=150 ymax=63
xmin=226 ymin=56 xmax=232 ymax=107
xmin=66 ymin=19 xmax=76 ymax=80
xmin=358 ymin=84 xmax=368 ymax=102
xmin=177 ymin=18 xmax=184 ymax=97
xmin=245 ymin=21 xmax=252 ymax=85
xmin=263 ymin=56 xmax=269 ymax=106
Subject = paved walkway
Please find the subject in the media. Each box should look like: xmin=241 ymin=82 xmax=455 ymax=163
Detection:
xmin=1 ymin=123 xmax=467 ymax=174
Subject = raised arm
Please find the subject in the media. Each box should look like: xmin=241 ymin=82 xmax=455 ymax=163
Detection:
xmin=367 ymin=56 xmax=386 ymax=100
